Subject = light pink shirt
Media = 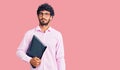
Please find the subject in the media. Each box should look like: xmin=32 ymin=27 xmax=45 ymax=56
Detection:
xmin=16 ymin=26 xmax=65 ymax=70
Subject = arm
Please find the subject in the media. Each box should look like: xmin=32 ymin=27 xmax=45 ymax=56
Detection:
xmin=16 ymin=32 xmax=32 ymax=63
xmin=16 ymin=31 xmax=41 ymax=67
xmin=56 ymin=32 xmax=66 ymax=70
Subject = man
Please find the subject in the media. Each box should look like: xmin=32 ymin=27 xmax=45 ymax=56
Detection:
xmin=16 ymin=3 xmax=66 ymax=70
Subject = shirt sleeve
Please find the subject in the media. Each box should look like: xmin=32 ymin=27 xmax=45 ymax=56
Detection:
xmin=16 ymin=31 xmax=32 ymax=63
xmin=56 ymin=32 xmax=66 ymax=70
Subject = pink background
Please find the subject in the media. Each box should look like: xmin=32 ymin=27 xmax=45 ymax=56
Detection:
xmin=0 ymin=0 xmax=120 ymax=70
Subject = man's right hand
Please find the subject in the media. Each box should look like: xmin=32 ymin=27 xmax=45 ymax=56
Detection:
xmin=30 ymin=57 xmax=41 ymax=67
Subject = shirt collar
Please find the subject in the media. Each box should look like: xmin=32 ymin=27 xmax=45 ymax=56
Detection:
xmin=35 ymin=26 xmax=52 ymax=32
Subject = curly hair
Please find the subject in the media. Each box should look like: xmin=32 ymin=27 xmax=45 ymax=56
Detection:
xmin=37 ymin=3 xmax=55 ymax=16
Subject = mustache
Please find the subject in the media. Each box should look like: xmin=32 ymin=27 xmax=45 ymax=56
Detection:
xmin=40 ymin=18 xmax=47 ymax=21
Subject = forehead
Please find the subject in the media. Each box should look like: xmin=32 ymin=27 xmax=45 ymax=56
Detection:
xmin=40 ymin=10 xmax=50 ymax=13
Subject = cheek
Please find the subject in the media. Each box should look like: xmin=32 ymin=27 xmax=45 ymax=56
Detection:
xmin=39 ymin=16 xmax=42 ymax=19
xmin=46 ymin=17 xmax=51 ymax=21
xmin=37 ymin=16 xmax=41 ymax=20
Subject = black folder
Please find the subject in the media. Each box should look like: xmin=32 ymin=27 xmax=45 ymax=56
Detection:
xmin=26 ymin=35 xmax=47 ymax=68
xmin=26 ymin=35 xmax=47 ymax=59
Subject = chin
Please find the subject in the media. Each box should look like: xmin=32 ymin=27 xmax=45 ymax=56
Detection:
xmin=40 ymin=22 xmax=48 ymax=26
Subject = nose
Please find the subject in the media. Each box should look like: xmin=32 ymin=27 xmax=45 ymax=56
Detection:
xmin=40 ymin=14 xmax=46 ymax=19
xmin=39 ymin=15 xmax=44 ymax=20
xmin=42 ymin=15 xmax=46 ymax=18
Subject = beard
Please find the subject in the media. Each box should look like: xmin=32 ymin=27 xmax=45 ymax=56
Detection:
xmin=39 ymin=18 xmax=50 ymax=26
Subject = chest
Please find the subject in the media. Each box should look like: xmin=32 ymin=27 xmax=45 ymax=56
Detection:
xmin=34 ymin=32 xmax=58 ymax=49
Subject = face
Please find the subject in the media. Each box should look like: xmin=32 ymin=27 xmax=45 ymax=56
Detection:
xmin=38 ymin=10 xmax=52 ymax=26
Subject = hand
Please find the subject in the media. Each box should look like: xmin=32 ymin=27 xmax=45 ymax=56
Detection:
xmin=30 ymin=57 xmax=41 ymax=67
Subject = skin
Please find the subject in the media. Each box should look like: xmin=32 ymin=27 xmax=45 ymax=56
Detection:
xmin=30 ymin=10 xmax=53 ymax=67
xmin=30 ymin=57 xmax=41 ymax=67
xmin=38 ymin=10 xmax=53 ymax=32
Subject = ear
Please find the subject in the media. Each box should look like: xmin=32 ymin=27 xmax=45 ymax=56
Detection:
xmin=50 ymin=16 xmax=53 ymax=20
xmin=37 ymin=15 xmax=39 ymax=19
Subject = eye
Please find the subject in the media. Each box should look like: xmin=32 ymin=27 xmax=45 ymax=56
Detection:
xmin=44 ymin=13 xmax=50 ymax=15
xmin=39 ymin=12 xmax=43 ymax=15
xmin=39 ymin=12 xmax=50 ymax=16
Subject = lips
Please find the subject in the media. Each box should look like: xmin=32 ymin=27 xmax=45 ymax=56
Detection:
xmin=41 ymin=20 xmax=45 ymax=22
xmin=41 ymin=18 xmax=46 ymax=21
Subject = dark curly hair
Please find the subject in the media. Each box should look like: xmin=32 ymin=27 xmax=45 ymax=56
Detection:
xmin=37 ymin=3 xmax=55 ymax=16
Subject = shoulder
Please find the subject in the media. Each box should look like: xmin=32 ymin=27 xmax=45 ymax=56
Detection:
xmin=24 ymin=27 xmax=36 ymax=37
xmin=51 ymin=27 xmax=63 ymax=38
xmin=51 ymin=27 xmax=61 ymax=34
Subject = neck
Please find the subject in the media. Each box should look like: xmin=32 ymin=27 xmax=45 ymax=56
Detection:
xmin=39 ymin=25 xmax=49 ymax=33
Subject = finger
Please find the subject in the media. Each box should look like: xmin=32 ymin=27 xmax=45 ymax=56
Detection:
xmin=34 ymin=57 xmax=38 ymax=60
xmin=37 ymin=60 xmax=40 ymax=63
xmin=34 ymin=59 xmax=40 ymax=63
xmin=36 ymin=57 xmax=40 ymax=60
xmin=35 ymin=58 xmax=40 ymax=61
xmin=34 ymin=57 xmax=38 ymax=59
xmin=36 ymin=62 xmax=40 ymax=66
xmin=34 ymin=62 xmax=40 ymax=67
xmin=32 ymin=57 xmax=36 ymax=61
